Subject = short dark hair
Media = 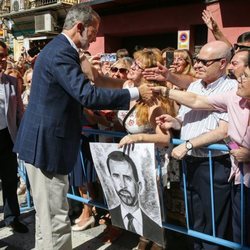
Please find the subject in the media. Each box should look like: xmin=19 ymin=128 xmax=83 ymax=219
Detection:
xmin=106 ymin=151 xmax=139 ymax=182
xmin=27 ymin=47 xmax=40 ymax=57
xmin=237 ymin=32 xmax=250 ymax=43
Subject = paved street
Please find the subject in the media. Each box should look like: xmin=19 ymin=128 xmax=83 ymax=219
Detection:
xmin=0 ymin=186 xmax=139 ymax=250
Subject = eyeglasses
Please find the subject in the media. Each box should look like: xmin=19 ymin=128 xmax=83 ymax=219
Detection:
xmin=131 ymin=61 xmax=144 ymax=71
xmin=238 ymin=72 xmax=250 ymax=83
xmin=110 ymin=67 xmax=128 ymax=74
xmin=233 ymin=43 xmax=250 ymax=51
xmin=194 ymin=57 xmax=224 ymax=67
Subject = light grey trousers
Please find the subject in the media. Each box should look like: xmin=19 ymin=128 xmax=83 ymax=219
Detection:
xmin=26 ymin=163 xmax=72 ymax=250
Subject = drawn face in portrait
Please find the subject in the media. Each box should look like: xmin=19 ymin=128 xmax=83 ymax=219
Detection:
xmin=108 ymin=158 xmax=141 ymax=207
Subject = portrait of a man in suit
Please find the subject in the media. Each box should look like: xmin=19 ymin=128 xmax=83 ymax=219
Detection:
xmin=106 ymin=151 xmax=164 ymax=245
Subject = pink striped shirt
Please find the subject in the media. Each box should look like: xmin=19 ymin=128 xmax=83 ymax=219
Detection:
xmin=208 ymin=90 xmax=250 ymax=187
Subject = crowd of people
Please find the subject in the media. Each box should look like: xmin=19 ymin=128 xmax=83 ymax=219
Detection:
xmin=0 ymin=3 xmax=250 ymax=250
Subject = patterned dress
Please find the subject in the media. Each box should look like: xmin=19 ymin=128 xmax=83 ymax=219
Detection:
xmin=117 ymin=108 xmax=175 ymax=187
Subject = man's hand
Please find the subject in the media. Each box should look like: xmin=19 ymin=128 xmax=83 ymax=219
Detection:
xmin=138 ymin=84 xmax=154 ymax=102
xmin=79 ymin=52 xmax=99 ymax=81
xmin=142 ymin=62 xmax=170 ymax=82
xmin=156 ymin=114 xmax=181 ymax=130
xmin=231 ymin=147 xmax=250 ymax=163
xmin=202 ymin=10 xmax=218 ymax=31
xmin=171 ymin=144 xmax=188 ymax=160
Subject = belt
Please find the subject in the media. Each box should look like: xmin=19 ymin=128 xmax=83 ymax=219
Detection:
xmin=184 ymin=154 xmax=229 ymax=163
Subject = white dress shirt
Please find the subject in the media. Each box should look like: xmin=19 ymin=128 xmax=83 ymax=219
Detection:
xmin=121 ymin=204 xmax=143 ymax=236
xmin=178 ymin=75 xmax=237 ymax=157
xmin=0 ymin=84 xmax=7 ymax=130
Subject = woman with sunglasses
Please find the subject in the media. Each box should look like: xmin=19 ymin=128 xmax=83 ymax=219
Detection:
xmin=109 ymin=57 xmax=133 ymax=80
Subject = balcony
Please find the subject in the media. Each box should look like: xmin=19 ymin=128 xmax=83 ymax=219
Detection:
xmin=0 ymin=0 xmax=77 ymax=18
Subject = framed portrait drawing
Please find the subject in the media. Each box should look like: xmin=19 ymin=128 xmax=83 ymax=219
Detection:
xmin=90 ymin=142 xmax=164 ymax=245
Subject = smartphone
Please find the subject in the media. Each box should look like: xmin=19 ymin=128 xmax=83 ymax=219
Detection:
xmin=223 ymin=136 xmax=239 ymax=150
xmin=27 ymin=47 xmax=40 ymax=58
xmin=100 ymin=53 xmax=117 ymax=63
xmin=165 ymin=51 xmax=174 ymax=69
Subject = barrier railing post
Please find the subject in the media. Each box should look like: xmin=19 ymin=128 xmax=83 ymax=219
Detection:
xmin=240 ymin=163 xmax=245 ymax=246
xmin=208 ymin=150 xmax=216 ymax=237
xmin=181 ymin=159 xmax=190 ymax=230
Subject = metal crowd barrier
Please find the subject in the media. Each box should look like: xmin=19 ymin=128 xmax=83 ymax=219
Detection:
xmin=18 ymin=128 xmax=250 ymax=250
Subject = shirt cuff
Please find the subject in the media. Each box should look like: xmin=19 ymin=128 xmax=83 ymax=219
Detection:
xmin=128 ymin=87 xmax=140 ymax=101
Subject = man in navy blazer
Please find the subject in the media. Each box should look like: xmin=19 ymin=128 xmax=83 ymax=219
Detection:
xmin=0 ymin=41 xmax=28 ymax=233
xmin=14 ymin=4 xmax=152 ymax=250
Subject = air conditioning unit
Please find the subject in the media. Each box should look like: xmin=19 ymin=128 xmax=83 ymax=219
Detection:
xmin=35 ymin=13 xmax=56 ymax=33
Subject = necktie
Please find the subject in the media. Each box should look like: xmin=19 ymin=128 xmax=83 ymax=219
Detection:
xmin=127 ymin=213 xmax=136 ymax=233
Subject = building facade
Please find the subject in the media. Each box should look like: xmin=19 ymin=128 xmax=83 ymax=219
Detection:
xmin=0 ymin=0 xmax=249 ymax=58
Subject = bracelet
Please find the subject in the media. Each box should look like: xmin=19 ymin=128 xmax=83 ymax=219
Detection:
xmin=163 ymin=87 xmax=170 ymax=98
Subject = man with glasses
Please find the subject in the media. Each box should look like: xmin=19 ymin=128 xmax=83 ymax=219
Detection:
xmin=155 ymin=50 xmax=250 ymax=247
xmin=0 ymin=41 xmax=28 ymax=233
xmin=154 ymin=41 xmax=237 ymax=250
xmin=233 ymin=32 xmax=250 ymax=53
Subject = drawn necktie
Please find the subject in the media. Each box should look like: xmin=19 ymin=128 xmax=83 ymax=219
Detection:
xmin=127 ymin=213 xmax=136 ymax=233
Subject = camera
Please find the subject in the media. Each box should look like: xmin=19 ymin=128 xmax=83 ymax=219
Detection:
xmin=100 ymin=53 xmax=117 ymax=63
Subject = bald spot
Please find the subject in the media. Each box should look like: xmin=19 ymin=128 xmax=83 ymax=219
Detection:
xmin=200 ymin=41 xmax=230 ymax=59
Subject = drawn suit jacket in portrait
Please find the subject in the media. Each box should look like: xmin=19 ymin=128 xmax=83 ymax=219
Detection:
xmin=110 ymin=205 xmax=164 ymax=245
xmin=14 ymin=34 xmax=131 ymax=175
xmin=1 ymin=73 xmax=24 ymax=143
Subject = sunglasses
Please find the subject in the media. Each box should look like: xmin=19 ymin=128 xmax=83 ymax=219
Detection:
xmin=110 ymin=67 xmax=128 ymax=74
xmin=233 ymin=43 xmax=250 ymax=51
xmin=194 ymin=57 xmax=224 ymax=67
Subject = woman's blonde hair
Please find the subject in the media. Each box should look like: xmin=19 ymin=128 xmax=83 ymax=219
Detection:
xmin=136 ymin=80 xmax=176 ymax=126
xmin=111 ymin=57 xmax=133 ymax=70
xmin=174 ymin=49 xmax=196 ymax=77
xmin=132 ymin=49 xmax=176 ymax=125
xmin=23 ymin=68 xmax=33 ymax=87
xmin=133 ymin=48 xmax=164 ymax=68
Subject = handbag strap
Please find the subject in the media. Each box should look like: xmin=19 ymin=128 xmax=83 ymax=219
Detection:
xmin=122 ymin=103 xmax=138 ymax=133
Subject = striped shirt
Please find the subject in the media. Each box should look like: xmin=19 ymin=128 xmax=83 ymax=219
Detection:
xmin=178 ymin=75 xmax=237 ymax=157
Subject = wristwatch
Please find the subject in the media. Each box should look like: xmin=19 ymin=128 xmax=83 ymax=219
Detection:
xmin=185 ymin=140 xmax=193 ymax=151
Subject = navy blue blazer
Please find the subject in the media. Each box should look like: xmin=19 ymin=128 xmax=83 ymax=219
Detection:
xmin=14 ymin=34 xmax=130 ymax=174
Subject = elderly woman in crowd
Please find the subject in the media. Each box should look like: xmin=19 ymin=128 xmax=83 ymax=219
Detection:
xmin=109 ymin=57 xmax=133 ymax=80
xmin=170 ymin=49 xmax=196 ymax=77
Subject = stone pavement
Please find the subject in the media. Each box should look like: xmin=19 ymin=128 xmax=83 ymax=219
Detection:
xmin=0 ymin=184 xmax=190 ymax=250
xmin=0 ymin=188 xmax=139 ymax=250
